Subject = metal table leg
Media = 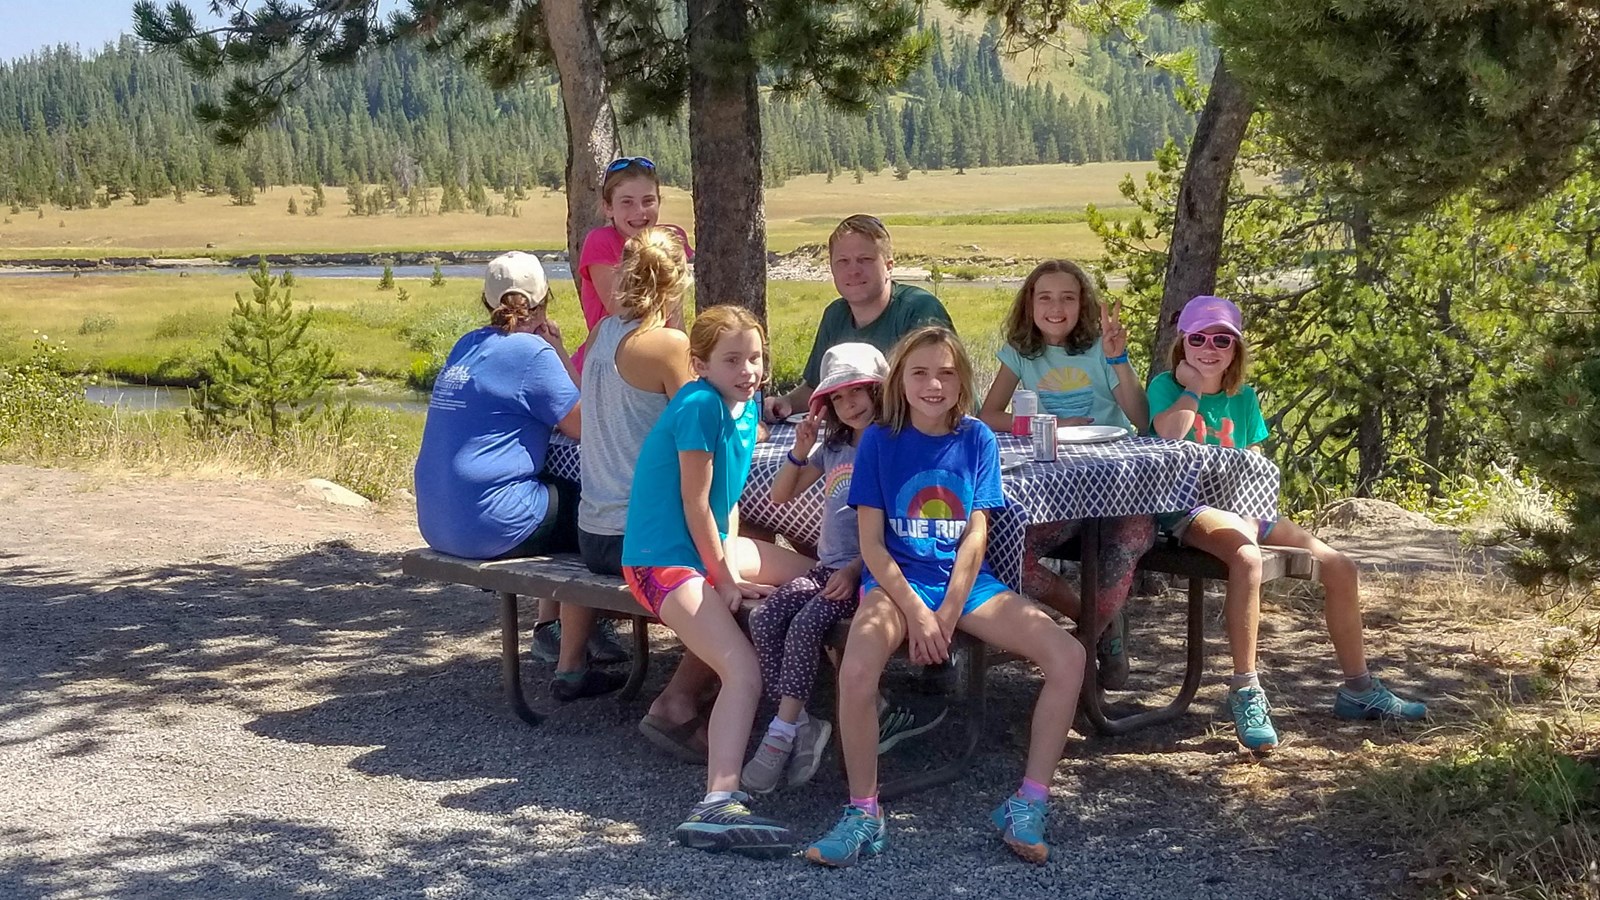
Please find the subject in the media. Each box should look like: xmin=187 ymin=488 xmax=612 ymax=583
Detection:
xmin=881 ymin=641 xmax=989 ymax=802
xmin=499 ymin=592 xmax=544 ymax=726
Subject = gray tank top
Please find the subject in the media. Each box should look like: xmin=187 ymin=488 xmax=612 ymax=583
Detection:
xmin=578 ymin=316 xmax=670 ymax=535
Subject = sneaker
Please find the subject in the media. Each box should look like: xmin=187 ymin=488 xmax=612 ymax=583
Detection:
xmin=674 ymin=792 xmax=793 ymax=859
xmin=549 ymin=668 xmax=627 ymax=702
xmin=740 ymin=734 xmax=794 ymax=796
xmin=878 ymin=698 xmax=948 ymax=754
xmin=531 ymin=619 xmax=561 ymax=663
xmin=990 ymin=794 xmax=1050 ymax=864
xmin=804 ymin=805 xmax=887 ymax=867
xmin=1333 ymin=676 xmax=1427 ymax=722
xmin=786 ymin=716 xmax=833 ymax=787
xmin=587 ymin=618 xmax=630 ymax=666
xmin=1228 ymin=685 xmax=1279 ymax=752
xmin=1096 ymin=610 xmax=1130 ymax=690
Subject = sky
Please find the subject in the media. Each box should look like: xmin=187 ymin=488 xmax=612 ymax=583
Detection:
xmin=1 ymin=0 xmax=188 ymax=62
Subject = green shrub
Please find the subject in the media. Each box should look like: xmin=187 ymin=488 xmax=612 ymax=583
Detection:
xmin=153 ymin=309 xmax=221 ymax=340
xmin=0 ymin=339 xmax=93 ymax=455
xmin=77 ymin=314 xmax=117 ymax=336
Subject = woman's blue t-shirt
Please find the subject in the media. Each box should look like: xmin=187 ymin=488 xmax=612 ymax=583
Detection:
xmin=621 ymin=379 xmax=759 ymax=570
xmin=413 ymin=327 xmax=579 ymax=558
xmin=848 ymin=417 xmax=1005 ymax=588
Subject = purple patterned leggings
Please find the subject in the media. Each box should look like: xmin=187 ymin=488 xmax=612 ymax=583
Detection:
xmin=748 ymin=563 xmax=859 ymax=704
xmin=1022 ymin=515 xmax=1157 ymax=624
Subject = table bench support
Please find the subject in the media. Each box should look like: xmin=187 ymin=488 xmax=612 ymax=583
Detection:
xmin=499 ymin=591 xmax=544 ymax=726
xmin=881 ymin=642 xmax=990 ymax=802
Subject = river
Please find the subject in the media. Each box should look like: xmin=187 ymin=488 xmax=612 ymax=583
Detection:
xmin=86 ymin=382 xmax=431 ymax=414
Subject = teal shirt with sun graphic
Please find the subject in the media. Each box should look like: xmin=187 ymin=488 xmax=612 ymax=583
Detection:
xmin=848 ymin=417 xmax=1005 ymax=588
xmin=997 ymin=337 xmax=1132 ymax=430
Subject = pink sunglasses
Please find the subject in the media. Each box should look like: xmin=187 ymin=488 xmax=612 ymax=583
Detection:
xmin=1185 ymin=332 xmax=1237 ymax=350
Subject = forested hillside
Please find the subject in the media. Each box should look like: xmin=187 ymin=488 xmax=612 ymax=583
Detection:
xmin=0 ymin=16 xmax=1205 ymax=209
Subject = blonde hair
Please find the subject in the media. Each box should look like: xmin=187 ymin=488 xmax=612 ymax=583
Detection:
xmin=1005 ymin=259 xmax=1102 ymax=357
xmin=827 ymin=214 xmax=893 ymax=259
xmin=1168 ymin=331 xmax=1250 ymax=395
xmin=880 ymin=326 xmax=975 ymax=434
xmin=615 ymin=227 xmax=690 ymax=329
xmin=689 ymin=305 xmax=767 ymax=380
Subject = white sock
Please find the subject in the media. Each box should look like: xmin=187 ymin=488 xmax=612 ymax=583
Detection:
xmin=703 ymin=790 xmax=736 ymax=805
xmin=767 ymin=716 xmax=798 ymax=742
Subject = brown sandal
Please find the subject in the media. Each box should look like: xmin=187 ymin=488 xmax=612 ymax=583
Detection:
xmin=638 ymin=713 xmax=709 ymax=764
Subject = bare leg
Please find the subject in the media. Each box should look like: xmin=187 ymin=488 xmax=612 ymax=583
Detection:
xmin=836 ymin=588 xmax=908 ymax=800
xmin=957 ymin=592 xmax=1085 ymax=785
xmin=1179 ymin=509 xmax=1264 ymax=675
xmin=538 ymin=598 xmax=559 ymax=624
xmin=647 ymin=653 xmax=717 ymax=726
xmin=657 ymin=577 xmax=764 ymax=794
xmin=732 ymin=536 xmax=817 ymax=587
xmin=1263 ymin=519 xmax=1367 ymax=677
xmin=557 ymin=604 xmax=595 ymax=672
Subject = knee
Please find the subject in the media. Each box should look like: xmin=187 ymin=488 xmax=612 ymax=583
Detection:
xmin=1229 ymin=543 xmax=1263 ymax=579
xmin=1038 ymin=633 xmax=1086 ymax=683
xmin=1323 ymin=550 xmax=1358 ymax=584
xmin=838 ymin=654 xmax=885 ymax=699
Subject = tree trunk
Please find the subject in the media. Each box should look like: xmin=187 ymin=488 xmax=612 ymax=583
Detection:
xmin=1153 ymin=56 xmax=1253 ymax=373
xmin=686 ymin=0 xmax=767 ymax=323
xmin=541 ymin=0 xmax=618 ymax=265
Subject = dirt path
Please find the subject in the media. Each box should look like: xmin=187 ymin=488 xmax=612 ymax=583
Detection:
xmin=0 ymin=466 xmax=1532 ymax=898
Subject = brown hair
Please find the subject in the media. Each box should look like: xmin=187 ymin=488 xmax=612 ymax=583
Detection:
xmin=827 ymin=213 xmax=893 ymax=258
xmin=689 ymin=305 xmax=767 ymax=381
xmin=1005 ymin=259 xmax=1102 ymax=357
xmin=1167 ymin=330 xmax=1250 ymax=395
xmin=615 ymin=227 xmax=691 ymax=329
xmin=601 ymin=159 xmax=660 ymax=204
xmin=880 ymin=326 xmax=975 ymax=434
xmin=819 ymin=383 xmax=884 ymax=450
xmin=489 ymin=291 xmax=544 ymax=334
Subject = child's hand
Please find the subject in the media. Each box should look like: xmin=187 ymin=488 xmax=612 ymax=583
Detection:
xmin=793 ymin=414 xmax=820 ymax=455
xmin=1174 ymin=359 xmax=1203 ymax=391
xmin=763 ymin=394 xmax=793 ymax=423
xmin=738 ymin=581 xmax=773 ymax=600
xmin=907 ymin=608 xmax=950 ymax=666
xmin=821 ymin=565 xmax=860 ymax=601
xmin=533 ymin=319 xmax=564 ymax=347
xmin=716 ymin=581 xmax=744 ymax=612
xmin=1100 ymin=298 xmax=1129 ymax=359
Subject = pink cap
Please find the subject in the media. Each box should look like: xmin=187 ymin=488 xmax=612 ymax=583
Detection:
xmin=1177 ymin=295 xmax=1243 ymax=336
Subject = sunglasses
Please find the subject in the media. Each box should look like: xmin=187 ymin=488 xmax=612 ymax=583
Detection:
xmin=605 ymin=156 xmax=656 ymax=174
xmin=1185 ymin=332 xmax=1237 ymax=350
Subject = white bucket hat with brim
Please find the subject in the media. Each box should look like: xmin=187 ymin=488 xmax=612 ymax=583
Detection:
xmin=482 ymin=251 xmax=549 ymax=311
xmin=810 ymin=342 xmax=889 ymax=417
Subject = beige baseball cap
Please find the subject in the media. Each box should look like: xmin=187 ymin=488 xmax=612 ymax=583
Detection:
xmin=482 ymin=252 xmax=549 ymax=310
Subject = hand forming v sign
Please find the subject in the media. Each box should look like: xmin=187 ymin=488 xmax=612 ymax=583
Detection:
xmin=1100 ymin=297 xmax=1128 ymax=359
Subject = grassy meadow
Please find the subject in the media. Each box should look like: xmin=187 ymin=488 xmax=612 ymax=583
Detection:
xmin=0 ymin=162 xmax=1153 ymax=263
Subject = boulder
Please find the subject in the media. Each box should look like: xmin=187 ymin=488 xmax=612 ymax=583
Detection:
xmin=1318 ymin=498 xmax=1439 ymax=531
xmin=299 ymin=478 xmax=372 ymax=508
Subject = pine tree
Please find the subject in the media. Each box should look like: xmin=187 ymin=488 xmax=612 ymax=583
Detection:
xmin=187 ymin=260 xmax=336 ymax=440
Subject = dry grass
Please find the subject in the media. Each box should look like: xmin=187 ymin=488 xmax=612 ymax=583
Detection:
xmin=0 ymin=163 xmax=1155 ymax=262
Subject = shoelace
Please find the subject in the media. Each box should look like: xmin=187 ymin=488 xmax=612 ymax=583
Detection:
xmin=1003 ymin=798 xmax=1041 ymax=835
xmin=826 ymin=810 xmax=876 ymax=843
xmin=1234 ymin=692 xmax=1272 ymax=728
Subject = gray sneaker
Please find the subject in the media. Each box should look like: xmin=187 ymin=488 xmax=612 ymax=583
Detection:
xmin=878 ymin=698 xmax=948 ymax=753
xmin=587 ymin=618 xmax=630 ymax=666
xmin=531 ymin=620 xmax=561 ymax=663
xmin=740 ymin=734 xmax=794 ymax=796
xmin=1096 ymin=610 xmax=1130 ymax=690
xmin=786 ymin=716 xmax=833 ymax=787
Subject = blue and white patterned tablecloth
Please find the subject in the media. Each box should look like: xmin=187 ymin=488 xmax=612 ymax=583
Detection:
xmin=547 ymin=424 xmax=1279 ymax=590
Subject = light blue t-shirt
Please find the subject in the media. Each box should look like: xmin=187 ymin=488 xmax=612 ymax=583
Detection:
xmin=414 ymin=328 xmax=579 ymax=559
xmin=621 ymin=378 xmax=759 ymax=570
xmin=848 ymin=417 xmax=1005 ymax=589
xmin=997 ymin=337 xmax=1132 ymax=431
xmin=809 ymin=442 xmax=860 ymax=570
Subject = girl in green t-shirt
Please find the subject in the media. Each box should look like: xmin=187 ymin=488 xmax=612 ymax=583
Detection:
xmin=1150 ymin=295 xmax=1428 ymax=754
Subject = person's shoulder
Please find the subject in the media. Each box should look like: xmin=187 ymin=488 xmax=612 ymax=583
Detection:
xmin=1236 ymin=382 xmax=1262 ymax=404
xmin=1149 ymin=370 xmax=1178 ymax=389
xmin=819 ymin=296 xmax=852 ymax=320
xmin=633 ymin=323 xmax=689 ymax=354
xmin=959 ymin=416 xmax=998 ymax=447
xmin=892 ymin=282 xmax=939 ymax=304
xmin=580 ymin=226 xmax=624 ymax=256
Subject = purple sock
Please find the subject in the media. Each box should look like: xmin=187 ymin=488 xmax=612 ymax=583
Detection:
xmin=1017 ymin=777 xmax=1049 ymax=803
xmin=850 ymin=795 xmax=881 ymax=817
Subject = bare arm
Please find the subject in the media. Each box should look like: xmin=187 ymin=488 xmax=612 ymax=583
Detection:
xmin=679 ymin=450 xmax=738 ymax=590
xmin=938 ymin=509 xmax=989 ymax=637
xmin=770 ymin=415 xmax=823 ymax=504
xmin=557 ymin=400 xmax=582 ymax=440
xmin=977 ymin=366 xmax=1022 ymax=433
xmin=858 ymin=505 xmax=947 ymax=664
xmin=590 ymin=264 xmax=621 ymax=317
xmin=1110 ymin=361 xmax=1151 ymax=432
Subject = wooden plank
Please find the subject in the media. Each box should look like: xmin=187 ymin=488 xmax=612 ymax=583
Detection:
xmin=401 ymin=548 xmax=645 ymax=618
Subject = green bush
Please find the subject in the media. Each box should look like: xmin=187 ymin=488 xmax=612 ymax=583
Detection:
xmin=0 ymin=339 xmax=93 ymax=455
xmin=77 ymin=314 xmax=117 ymax=336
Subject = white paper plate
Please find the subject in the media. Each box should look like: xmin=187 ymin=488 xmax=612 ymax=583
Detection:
xmin=999 ymin=449 xmax=1031 ymax=472
xmin=784 ymin=412 xmax=809 ymax=424
xmin=1057 ymin=425 xmax=1129 ymax=444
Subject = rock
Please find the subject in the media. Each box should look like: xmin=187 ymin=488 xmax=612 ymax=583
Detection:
xmin=1318 ymin=497 xmax=1439 ymax=531
xmin=299 ymin=478 xmax=371 ymax=508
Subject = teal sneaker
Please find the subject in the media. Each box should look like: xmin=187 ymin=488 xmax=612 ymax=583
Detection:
xmin=530 ymin=619 xmax=561 ymax=663
xmin=673 ymin=792 xmax=793 ymax=859
xmin=990 ymin=794 xmax=1050 ymax=864
xmin=804 ymin=805 xmax=887 ymax=867
xmin=1227 ymin=685 xmax=1279 ymax=752
xmin=1096 ymin=610 xmax=1130 ymax=690
xmin=1334 ymin=677 xmax=1427 ymax=722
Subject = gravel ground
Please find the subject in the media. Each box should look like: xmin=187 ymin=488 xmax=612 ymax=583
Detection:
xmin=2 ymin=467 xmax=1510 ymax=899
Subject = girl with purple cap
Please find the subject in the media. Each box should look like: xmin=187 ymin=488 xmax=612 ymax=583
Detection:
xmin=740 ymin=342 xmax=887 ymax=797
xmin=1148 ymin=295 xmax=1428 ymax=754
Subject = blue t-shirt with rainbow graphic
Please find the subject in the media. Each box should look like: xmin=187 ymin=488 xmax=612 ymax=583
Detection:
xmin=848 ymin=417 xmax=1005 ymax=589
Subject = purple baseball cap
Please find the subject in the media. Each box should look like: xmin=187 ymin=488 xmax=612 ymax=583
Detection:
xmin=1177 ymin=295 xmax=1243 ymax=336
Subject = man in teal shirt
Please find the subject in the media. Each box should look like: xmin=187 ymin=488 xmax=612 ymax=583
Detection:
xmin=764 ymin=214 xmax=953 ymax=421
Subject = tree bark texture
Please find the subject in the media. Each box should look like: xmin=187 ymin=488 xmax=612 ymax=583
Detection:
xmin=686 ymin=0 xmax=768 ymax=323
xmin=1153 ymin=57 xmax=1253 ymax=373
xmin=541 ymin=0 xmax=619 ymax=264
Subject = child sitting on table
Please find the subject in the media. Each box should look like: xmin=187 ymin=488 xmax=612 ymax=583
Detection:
xmin=976 ymin=259 xmax=1154 ymax=689
xmin=805 ymin=326 xmax=1084 ymax=867
xmin=1149 ymin=294 xmax=1428 ymax=753
xmin=742 ymin=343 xmax=887 ymax=796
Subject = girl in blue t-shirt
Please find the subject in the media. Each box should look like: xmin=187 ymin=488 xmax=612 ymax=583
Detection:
xmin=1149 ymin=294 xmax=1428 ymax=755
xmin=976 ymin=258 xmax=1155 ymax=690
xmin=618 ymin=305 xmax=812 ymax=859
xmin=804 ymin=326 xmax=1085 ymax=868
xmin=741 ymin=342 xmax=887 ymax=797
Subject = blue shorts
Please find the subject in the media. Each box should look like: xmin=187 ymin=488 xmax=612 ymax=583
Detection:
xmin=861 ymin=570 xmax=1009 ymax=617
xmin=1158 ymin=505 xmax=1277 ymax=544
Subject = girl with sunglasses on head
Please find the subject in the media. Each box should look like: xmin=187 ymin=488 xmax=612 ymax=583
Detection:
xmin=1149 ymin=295 xmax=1427 ymax=754
xmin=576 ymin=157 xmax=694 ymax=372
